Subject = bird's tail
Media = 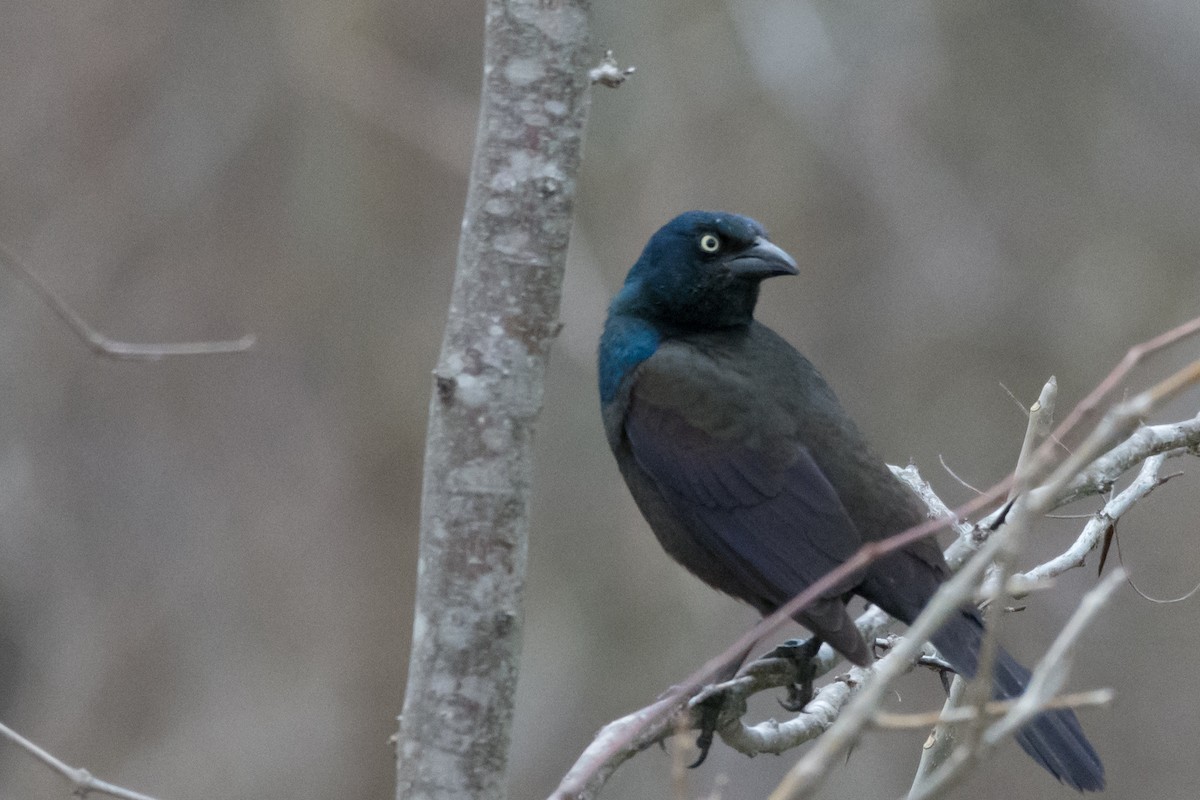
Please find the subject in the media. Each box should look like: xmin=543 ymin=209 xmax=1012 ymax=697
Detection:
xmin=930 ymin=611 xmax=1105 ymax=792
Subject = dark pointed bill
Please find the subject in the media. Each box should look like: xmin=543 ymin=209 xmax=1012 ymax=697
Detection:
xmin=726 ymin=237 xmax=799 ymax=278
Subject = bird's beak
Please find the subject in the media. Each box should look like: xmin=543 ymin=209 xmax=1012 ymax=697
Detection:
xmin=726 ymin=237 xmax=799 ymax=278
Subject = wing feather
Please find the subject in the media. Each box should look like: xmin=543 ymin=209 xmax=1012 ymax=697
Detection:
xmin=624 ymin=397 xmax=872 ymax=662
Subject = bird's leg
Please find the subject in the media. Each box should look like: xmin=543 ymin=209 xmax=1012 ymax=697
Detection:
xmin=765 ymin=636 xmax=823 ymax=712
xmin=916 ymin=652 xmax=958 ymax=693
xmin=874 ymin=636 xmax=959 ymax=693
xmin=688 ymin=692 xmax=723 ymax=768
xmin=686 ymin=643 xmax=754 ymax=768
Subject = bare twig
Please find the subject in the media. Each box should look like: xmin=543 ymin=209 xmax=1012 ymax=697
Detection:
xmin=937 ymin=454 xmax=983 ymax=495
xmin=876 ymin=688 xmax=1114 ymax=730
xmin=1114 ymin=524 xmax=1200 ymax=604
xmin=0 ymin=241 xmax=255 ymax=360
xmin=552 ymin=695 xmax=681 ymax=799
xmin=1059 ymin=413 xmax=1200 ymax=506
xmin=967 ymin=377 xmax=1059 ymax=768
xmin=588 ymin=50 xmax=636 ymax=87
xmin=0 ymin=721 xmax=163 ymax=800
xmin=1008 ymin=377 xmax=1057 ymax=502
xmin=715 ymin=675 xmax=854 ymax=756
xmin=765 ymin=534 xmax=1009 ymax=800
xmin=990 ymin=569 xmax=1124 ymax=743
xmin=891 ymin=465 xmax=979 ymax=570
xmin=1050 ymin=317 xmax=1200 ymax=447
xmin=1028 ymin=359 xmax=1200 ymax=515
xmin=906 ymin=570 xmax=1125 ymax=800
xmin=906 ymin=673 xmax=968 ymax=796
xmin=997 ymin=454 xmax=1171 ymax=597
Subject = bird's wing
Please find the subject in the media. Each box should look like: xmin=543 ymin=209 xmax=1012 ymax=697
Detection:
xmin=623 ymin=345 xmax=867 ymax=611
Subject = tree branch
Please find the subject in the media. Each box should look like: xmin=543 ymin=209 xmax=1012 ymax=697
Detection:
xmin=0 ymin=240 xmax=255 ymax=360
xmin=1058 ymin=413 xmax=1200 ymax=506
xmin=905 ymin=570 xmax=1126 ymax=800
xmin=0 ymin=721 xmax=163 ymax=800
xmin=395 ymin=3 xmax=595 ymax=799
xmin=999 ymin=453 xmax=1172 ymax=597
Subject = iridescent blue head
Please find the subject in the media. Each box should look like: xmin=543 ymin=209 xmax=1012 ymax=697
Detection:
xmin=599 ymin=211 xmax=798 ymax=403
xmin=609 ymin=211 xmax=797 ymax=331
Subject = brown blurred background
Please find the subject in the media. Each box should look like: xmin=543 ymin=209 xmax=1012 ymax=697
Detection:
xmin=1 ymin=2 xmax=1199 ymax=798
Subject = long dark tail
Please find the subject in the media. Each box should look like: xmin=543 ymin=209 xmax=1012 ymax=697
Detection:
xmin=931 ymin=611 xmax=1105 ymax=791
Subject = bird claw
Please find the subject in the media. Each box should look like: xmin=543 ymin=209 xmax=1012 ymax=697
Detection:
xmin=766 ymin=637 xmax=822 ymax=712
xmin=779 ymin=683 xmax=810 ymax=713
xmin=913 ymin=653 xmax=958 ymax=693
xmin=688 ymin=692 xmax=724 ymax=768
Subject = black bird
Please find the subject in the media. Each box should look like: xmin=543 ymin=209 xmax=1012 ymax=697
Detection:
xmin=597 ymin=210 xmax=1104 ymax=791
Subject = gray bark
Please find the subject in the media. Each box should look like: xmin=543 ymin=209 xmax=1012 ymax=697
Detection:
xmin=395 ymin=2 xmax=593 ymax=799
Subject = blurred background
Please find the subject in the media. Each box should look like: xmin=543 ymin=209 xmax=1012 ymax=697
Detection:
xmin=1 ymin=1 xmax=1198 ymax=798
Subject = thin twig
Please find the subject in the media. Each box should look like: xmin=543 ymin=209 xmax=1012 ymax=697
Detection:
xmin=992 ymin=568 xmax=1124 ymax=738
xmin=876 ymin=688 xmax=1114 ymax=730
xmin=0 ymin=241 xmax=255 ymax=360
xmin=765 ymin=534 xmax=1009 ymax=800
xmin=1059 ymin=413 xmax=1200 ymax=506
xmin=1008 ymin=377 xmax=1057 ymax=502
xmin=0 ymin=721 xmax=163 ymax=800
xmin=906 ymin=569 xmax=1125 ymax=800
xmin=1051 ymin=317 xmax=1200 ymax=445
xmin=1114 ymin=526 xmax=1200 ymax=604
xmin=969 ymin=378 xmax=1058 ymax=766
xmin=937 ymin=454 xmax=983 ymax=495
xmin=906 ymin=674 xmax=968 ymax=796
xmin=997 ymin=454 xmax=1170 ymax=596
xmin=714 ymin=674 xmax=855 ymax=757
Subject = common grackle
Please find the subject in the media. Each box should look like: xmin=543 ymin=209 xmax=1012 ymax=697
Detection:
xmin=597 ymin=210 xmax=1104 ymax=791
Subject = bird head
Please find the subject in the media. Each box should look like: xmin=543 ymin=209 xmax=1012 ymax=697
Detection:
xmin=612 ymin=211 xmax=798 ymax=331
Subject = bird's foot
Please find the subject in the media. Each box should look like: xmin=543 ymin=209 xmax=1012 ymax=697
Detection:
xmin=688 ymin=691 xmax=724 ymax=768
xmin=874 ymin=637 xmax=960 ymax=693
xmin=915 ymin=653 xmax=958 ymax=693
xmin=765 ymin=637 xmax=822 ymax=712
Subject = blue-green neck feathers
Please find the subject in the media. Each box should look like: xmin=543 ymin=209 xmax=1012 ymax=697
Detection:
xmin=598 ymin=211 xmax=790 ymax=405
xmin=598 ymin=306 xmax=660 ymax=403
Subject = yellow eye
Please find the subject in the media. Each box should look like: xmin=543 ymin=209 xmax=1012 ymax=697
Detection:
xmin=699 ymin=233 xmax=721 ymax=253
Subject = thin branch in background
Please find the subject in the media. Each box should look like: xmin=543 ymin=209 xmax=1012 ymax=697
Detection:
xmin=1112 ymin=519 xmax=1200 ymax=604
xmin=1008 ymin=377 xmax=1057 ymax=501
xmin=1049 ymin=318 xmax=1200 ymax=450
xmin=999 ymin=453 xmax=1172 ymax=597
xmin=0 ymin=721 xmax=162 ymax=800
xmin=964 ymin=377 xmax=1059 ymax=768
xmin=1059 ymin=413 xmax=1200 ymax=505
xmin=0 ymin=241 xmax=255 ymax=360
xmin=764 ymin=533 xmax=1011 ymax=800
xmin=905 ymin=569 xmax=1126 ymax=800
xmin=997 ymin=381 xmax=1028 ymax=417
xmin=1000 ymin=378 xmax=1071 ymax=455
xmin=874 ymin=689 xmax=1114 ymax=730
xmin=937 ymin=454 xmax=982 ymax=494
